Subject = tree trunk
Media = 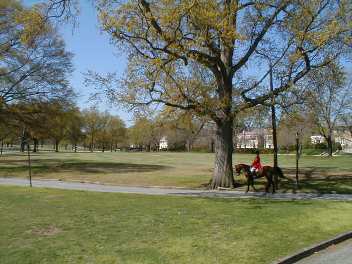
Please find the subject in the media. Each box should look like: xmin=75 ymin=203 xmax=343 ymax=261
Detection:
xmin=55 ymin=140 xmax=59 ymax=152
xmin=21 ymin=142 xmax=25 ymax=152
xmin=210 ymin=139 xmax=215 ymax=153
xmin=0 ymin=139 xmax=3 ymax=156
xmin=33 ymin=138 xmax=38 ymax=153
xmin=186 ymin=139 xmax=192 ymax=152
xmin=90 ymin=134 xmax=94 ymax=152
xmin=21 ymin=129 xmax=26 ymax=152
xmin=211 ymin=119 xmax=235 ymax=189
xmin=327 ymin=134 xmax=333 ymax=156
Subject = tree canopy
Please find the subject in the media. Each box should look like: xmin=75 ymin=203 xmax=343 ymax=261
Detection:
xmin=0 ymin=0 xmax=74 ymax=114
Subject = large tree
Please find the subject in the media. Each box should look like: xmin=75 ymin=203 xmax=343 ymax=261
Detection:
xmin=46 ymin=101 xmax=77 ymax=152
xmin=66 ymin=107 xmax=84 ymax=152
xmin=0 ymin=0 xmax=73 ymax=114
xmin=159 ymin=109 xmax=207 ymax=151
xmin=94 ymin=0 xmax=350 ymax=188
xmin=277 ymin=109 xmax=314 ymax=151
xmin=105 ymin=116 xmax=127 ymax=151
xmin=82 ymin=107 xmax=109 ymax=152
xmin=128 ymin=116 xmax=161 ymax=151
xmin=306 ymin=65 xmax=351 ymax=156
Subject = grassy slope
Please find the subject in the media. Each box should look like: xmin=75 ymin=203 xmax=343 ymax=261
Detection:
xmin=0 ymin=186 xmax=352 ymax=264
xmin=0 ymin=152 xmax=352 ymax=193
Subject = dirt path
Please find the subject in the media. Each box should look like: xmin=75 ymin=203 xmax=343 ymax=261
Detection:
xmin=1 ymin=177 xmax=352 ymax=201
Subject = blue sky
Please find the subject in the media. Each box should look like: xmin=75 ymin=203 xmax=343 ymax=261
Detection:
xmin=24 ymin=0 xmax=133 ymax=125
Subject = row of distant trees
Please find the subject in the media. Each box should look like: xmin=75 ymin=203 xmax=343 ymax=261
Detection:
xmin=2 ymin=97 xmax=351 ymax=154
xmin=0 ymin=103 xmax=126 ymax=153
xmin=0 ymin=104 xmax=208 ymax=153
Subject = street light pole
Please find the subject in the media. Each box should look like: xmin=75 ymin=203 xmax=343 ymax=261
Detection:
xmin=295 ymin=131 xmax=301 ymax=188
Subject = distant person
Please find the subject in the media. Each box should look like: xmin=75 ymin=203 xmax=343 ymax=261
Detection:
xmin=250 ymin=150 xmax=262 ymax=177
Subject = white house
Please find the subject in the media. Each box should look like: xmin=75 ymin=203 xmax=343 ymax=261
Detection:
xmin=310 ymin=130 xmax=352 ymax=153
xmin=236 ymin=129 xmax=273 ymax=149
xmin=334 ymin=130 xmax=352 ymax=153
xmin=264 ymin=134 xmax=274 ymax=149
xmin=159 ymin=136 xmax=168 ymax=150
xmin=236 ymin=131 xmax=259 ymax=148
xmin=310 ymin=135 xmax=325 ymax=144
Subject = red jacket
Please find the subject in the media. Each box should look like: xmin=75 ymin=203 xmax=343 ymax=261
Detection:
xmin=251 ymin=155 xmax=262 ymax=170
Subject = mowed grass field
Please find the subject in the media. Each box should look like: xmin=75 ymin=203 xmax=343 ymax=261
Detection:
xmin=0 ymin=151 xmax=352 ymax=193
xmin=1 ymin=186 xmax=352 ymax=264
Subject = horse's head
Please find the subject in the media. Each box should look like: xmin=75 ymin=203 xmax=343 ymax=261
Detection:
xmin=234 ymin=164 xmax=243 ymax=175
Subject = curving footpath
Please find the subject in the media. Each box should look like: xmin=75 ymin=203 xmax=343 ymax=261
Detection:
xmin=1 ymin=177 xmax=352 ymax=201
xmin=295 ymin=239 xmax=352 ymax=264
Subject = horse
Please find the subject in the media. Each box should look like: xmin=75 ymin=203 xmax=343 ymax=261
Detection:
xmin=235 ymin=164 xmax=285 ymax=193
xmin=234 ymin=163 xmax=256 ymax=192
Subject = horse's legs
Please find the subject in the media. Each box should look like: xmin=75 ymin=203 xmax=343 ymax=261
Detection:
xmin=271 ymin=174 xmax=276 ymax=194
xmin=274 ymin=173 xmax=279 ymax=190
xmin=265 ymin=176 xmax=270 ymax=193
xmin=264 ymin=174 xmax=275 ymax=193
xmin=251 ymin=176 xmax=257 ymax=192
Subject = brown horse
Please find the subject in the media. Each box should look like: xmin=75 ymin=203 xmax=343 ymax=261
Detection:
xmin=234 ymin=163 xmax=256 ymax=192
xmin=235 ymin=164 xmax=285 ymax=193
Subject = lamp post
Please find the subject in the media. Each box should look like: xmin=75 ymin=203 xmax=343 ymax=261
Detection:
xmin=295 ymin=130 xmax=302 ymax=188
xmin=27 ymin=142 xmax=32 ymax=187
xmin=21 ymin=128 xmax=32 ymax=187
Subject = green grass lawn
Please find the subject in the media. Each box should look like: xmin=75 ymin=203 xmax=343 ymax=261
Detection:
xmin=0 ymin=151 xmax=352 ymax=193
xmin=0 ymin=186 xmax=351 ymax=264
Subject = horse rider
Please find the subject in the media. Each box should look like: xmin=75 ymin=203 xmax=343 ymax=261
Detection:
xmin=250 ymin=150 xmax=262 ymax=178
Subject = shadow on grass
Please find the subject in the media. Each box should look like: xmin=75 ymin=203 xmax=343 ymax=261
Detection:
xmin=279 ymin=167 xmax=352 ymax=194
xmin=60 ymin=162 xmax=171 ymax=173
xmin=230 ymin=167 xmax=352 ymax=195
xmin=278 ymin=177 xmax=352 ymax=195
xmin=242 ymin=176 xmax=352 ymax=195
xmin=0 ymin=160 xmax=171 ymax=174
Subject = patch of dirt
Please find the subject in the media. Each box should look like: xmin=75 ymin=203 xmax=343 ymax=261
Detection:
xmin=29 ymin=225 xmax=62 ymax=236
